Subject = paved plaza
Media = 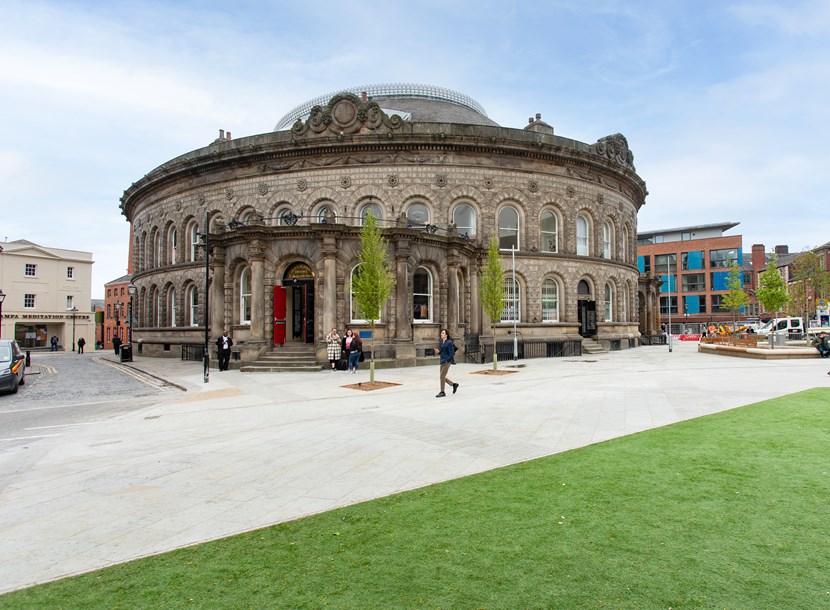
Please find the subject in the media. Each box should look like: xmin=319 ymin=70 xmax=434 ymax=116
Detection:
xmin=1 ymin=340 xmax=828 ymax=593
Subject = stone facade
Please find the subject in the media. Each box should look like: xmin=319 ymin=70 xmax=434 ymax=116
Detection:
xmin=120 ymin=86 xmax=652 ymax=365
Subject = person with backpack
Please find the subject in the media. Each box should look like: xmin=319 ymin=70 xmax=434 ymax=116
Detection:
xmin=433 ymin=328 xmax=459 ymax=398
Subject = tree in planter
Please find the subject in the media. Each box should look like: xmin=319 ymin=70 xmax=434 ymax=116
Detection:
xmin=351 ymin=211 xmax=395 ymax=382
xmin=479 ymin=233 xmax=505 ymax=370
xmin=722 ymin=264 xmax=749 ymax=329
xmin=756 ymin=253 xmax=790 ymax=349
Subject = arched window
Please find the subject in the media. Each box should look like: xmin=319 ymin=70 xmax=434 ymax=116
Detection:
xmin=154 ymin=289 xmax=161 ymax=327
xmin=540 ymin=210 xmax=558 ymax=253
xmin=622 ymin=284 xmax=629 ymax=321
xmin=169 ymin=228 xmax=178 ymax=265
xmin=622 ymin=229 xmax=629 ymax=264
xmin=542 ymin=279 xmax=559 ymax=322
xmin=501 ymin=277 xmax=520 ymax=322
xmin=413 ymin=267 xmax=433 ymax=322
xmin=274 ymin=207 xmax=295 ymax=226
xmin=360 ymin=203 xmax=383 ymax=225
xmin=240 ymin=267 xmax=252 ymax=325
xmin=153 ymin=232 xmax=161 ymax=267
xmin=349 ymin=264 xmax=380 ymax=323
xmin=317 ymin=204 xmax=336 ymax=223
xmin=452 ymin=203 xmax=477 ymax=237
xmin=188 ymin=221 xmax=199 ymax=262
xmin=603 ymin=220 xmax=613 ymax=259
xmin=187 ymin=285 xmax=199 ymax=327
xmin=168 ymin=288 xmax=177 ymax=327
xmin=498 ymin=206 xmax=519 ymax=250
xmin=604 ymin=283 xmax=614 ymax=322
xmin=576 ymin=214 xmax=589 ymax=256
xmin=406 ymin=202 xmax=429 ymax=226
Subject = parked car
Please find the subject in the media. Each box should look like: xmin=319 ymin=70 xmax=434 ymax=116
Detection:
xmin=0 ymin=339 xmax=26 ymax=394
xmin=756 ymin=317 xmax=803 ymax=336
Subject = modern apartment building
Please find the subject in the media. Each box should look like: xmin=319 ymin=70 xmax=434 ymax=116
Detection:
xmin=0 ymin=240 xmax=94 ymax=349
xmin=637 ymin=222 xmax=749 ymax=330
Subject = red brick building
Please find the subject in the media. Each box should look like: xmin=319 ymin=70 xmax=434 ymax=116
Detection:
xmin=104 ymin=274 xmax=133 ymax=350
xmin=637 ymin=222 xmax=752 ymax=331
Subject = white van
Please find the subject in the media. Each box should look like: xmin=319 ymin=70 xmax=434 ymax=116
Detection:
xmin=756 ymin=317 xmax=803 ymax=336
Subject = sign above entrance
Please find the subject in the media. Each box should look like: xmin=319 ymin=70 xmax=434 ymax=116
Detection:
xmin=285 ymin=262 xmax=314 ymax=280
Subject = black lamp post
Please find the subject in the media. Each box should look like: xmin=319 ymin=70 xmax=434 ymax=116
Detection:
xmin=0 ymin=289 xmax=6 ymax=339
xmin=71 ymin=306 xmax=78 ymax=352
xmin=197 ymin=212 xmax=210 ymax=384
xmin=128 ymin=283 xmax=136 ymax=344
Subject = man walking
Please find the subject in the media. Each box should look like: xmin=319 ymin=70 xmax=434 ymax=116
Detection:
xmin=77 ymin=337 xmax=85 ymax=354
xmin=50 ymin=335 xmax=59 ymax=351
xmin=215 ymin=330 xmax=233 ymax=371
xmin=112 ymin=335 xmax=122 ymax=356
xmin=434 ymin=328 xmax=459 ymax=398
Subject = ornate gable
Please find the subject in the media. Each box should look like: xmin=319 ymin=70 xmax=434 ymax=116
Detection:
xmin=291 ymin=93 xmax=404 ymax=138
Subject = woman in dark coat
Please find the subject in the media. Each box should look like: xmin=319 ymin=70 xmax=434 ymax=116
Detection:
xmin=342 ymin=328 xmax=362 ymax=374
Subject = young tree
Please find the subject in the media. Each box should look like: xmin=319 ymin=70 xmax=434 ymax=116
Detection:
xmin=722 ymin=264 xmax=749 ymax=328
xmin=756 ymin=253 xmax=790 ymax=349
xmin=351 ymin=211 xmax=395 ymax=382
xmin=791 ymin=250 xmax=830 ymax=326
xmin=479 ymin=233 xmax=505 ymax=370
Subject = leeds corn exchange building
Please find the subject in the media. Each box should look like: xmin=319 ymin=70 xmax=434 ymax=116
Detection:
xmin=120 ymin=83 xmax=656 ymax=367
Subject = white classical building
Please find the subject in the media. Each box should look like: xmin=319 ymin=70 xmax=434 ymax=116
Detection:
xmin=0 ymin=240 xmax=94 ymax=350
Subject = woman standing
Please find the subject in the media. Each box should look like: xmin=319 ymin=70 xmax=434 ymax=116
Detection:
xmin=342 ymin=328 xmax=362 ymax=374
xmin=325 ymin=327 xmax=341 ymax=371
xmin=433 ymin=329 xmax=459 ymax=398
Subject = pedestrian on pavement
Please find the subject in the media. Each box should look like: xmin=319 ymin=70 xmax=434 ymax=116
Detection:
xmin=77 ymin=337 xmax=85 ymax=354
xmin=50 ymin=335 xmax=59 ymax=351
xmin=342 ymin=328 xmax=362 ymax=374
xmin=433 ymin=328 xmax=459 ymax=398
xmin=112 ymin=335 xmax=122 ymax=356
xmin=215 ymin=330 xmax=233 ymax=371
xmin=811 ymin=331 xmax=830 ymax=358
xmin=325 ymin=327 xmax=341 ymax=371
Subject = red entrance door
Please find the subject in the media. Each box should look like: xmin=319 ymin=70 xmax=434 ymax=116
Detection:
xmin=273 ymin=286 xmax=286 ymax=345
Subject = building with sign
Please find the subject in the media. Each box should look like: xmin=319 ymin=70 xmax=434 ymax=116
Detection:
xmin=0 ymin=240 xmax=94 ymax=350
xmin=120 ymin=84 xmax=653 ymax=366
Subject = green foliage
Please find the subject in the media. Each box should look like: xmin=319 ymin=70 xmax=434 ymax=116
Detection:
xmin=756 ymin=253 xmax=789 ymax=316
xmin=350 ymin=212 xmax=394 ymax=382
xmin=721 ymin=264 xmax=749 ymax=324
xmin=479 ymin=233 xmax=504 ymax=370
xmin=790 ymin=250 xmax=830 ymax=316
xmin=6 ymin=389 xmax=829 ymax=608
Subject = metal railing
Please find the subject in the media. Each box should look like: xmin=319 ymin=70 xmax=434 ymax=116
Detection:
xmin=181 ymin=344 xmax=204 ymax=361
xmin=480 ymin=339 xmax=582 ymax=362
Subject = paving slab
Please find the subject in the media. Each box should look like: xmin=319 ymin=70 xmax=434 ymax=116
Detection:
xmin=1 ymin=340 xmax=828 ymax=593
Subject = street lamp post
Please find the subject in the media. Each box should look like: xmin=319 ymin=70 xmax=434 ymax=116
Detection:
xmin=197 ymin=212 xmax=211 ymax=384
xmin=128 ymin=283 xmax=136 ymax=344
xmin=0 ymin=289 xmax=6 ymax=339
xmin=71 ymin=306 xmax=78 ymax=352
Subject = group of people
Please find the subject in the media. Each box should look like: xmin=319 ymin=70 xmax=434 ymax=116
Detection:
xmin=325 ymin=328 xmax=364 ymax=374
xmin=811 ymin=331 xmax=830 ymax=358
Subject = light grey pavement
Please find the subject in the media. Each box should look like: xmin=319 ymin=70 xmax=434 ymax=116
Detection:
xmin=1 ymin=340 xmax=828 ymax=593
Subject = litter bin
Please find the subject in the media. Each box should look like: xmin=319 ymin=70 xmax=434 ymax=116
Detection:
xmin=119 ymin=343 xmax=133 ymax=362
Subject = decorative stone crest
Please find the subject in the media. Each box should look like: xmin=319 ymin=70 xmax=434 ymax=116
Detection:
xmin=597 ymin=193 xmax=604 ymax=204
xmin=483 ymin=177 xmax=495 ymax=189
xmin=197 ymin=194 xmax=205 ymax=205
xmin=258 ymin=183 xmax=269 ymax=196
xmin=528 ymin=180 xmax=539 ymax=193
xmin=592 ymin=133 xmax=635 ymax=170
xmin=291 ymin=93 xmax=404 ymax=138
xmin=297 ymin=179 xmax=307 ymax=192
xmin=435 ymin=174 xmax=447 ymax=187
xmin=225 ymin=187 xmax=234 ymax=200
xmin=340 ymin=176 xmax=352 ymax=189
xmin=566 ymin=186 xmax=576 ymax=198
xmin=387 ymin=174 xmax=399 ymax=187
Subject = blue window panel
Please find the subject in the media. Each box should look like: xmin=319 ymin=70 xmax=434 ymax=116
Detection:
xmin=637 ymin=256 xmax=645 ymax=273
xmin=659 ymin=275 xmax=676 ymax=293
xmin=687 ymin=251 xmax=703 ymax=270
xmin=685 ymin=295 xmax=700 ymax=314
xmin=711 ymin=271 xmax=729 ymax=291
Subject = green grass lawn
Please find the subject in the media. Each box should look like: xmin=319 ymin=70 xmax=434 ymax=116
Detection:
xmin=3 ymin=388 xmax=829 ymax=609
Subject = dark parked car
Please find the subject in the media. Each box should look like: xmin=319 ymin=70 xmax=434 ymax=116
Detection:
xmin=0 ymin=339 xmax=26 ymax=394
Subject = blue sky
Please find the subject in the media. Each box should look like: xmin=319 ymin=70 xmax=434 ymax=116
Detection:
xmin=2 ymin=0 xmax=828 ymax=298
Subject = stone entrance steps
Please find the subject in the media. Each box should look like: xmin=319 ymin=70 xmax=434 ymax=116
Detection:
xmin=582 ymin=337 xmax=609 ymax=355
xmin=240 ymin=343 xmax=323 ymax=373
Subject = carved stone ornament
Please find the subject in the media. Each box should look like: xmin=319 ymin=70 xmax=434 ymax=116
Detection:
xmin=592 ymin=133 xmax=636 ymax=170
xmin=528 ymin=180 xmax=539 ymax=193
xmin=340 ymin=176 xmax=352 ymax=189
xmin=566 ymin=186 xmax=576 ymax=198
xmin=597 ymin=193 xmax=604 ymax=204
xmin=258 ymin=183 xmax=269 ymax=196
xmin=197 ymin=194 xmax=206 ymax=205
xmin=225 ymin=187 xmax=235 ymax=200
xmin=175 ymin=201 xmax=182 ymax=211
xmin=387 ymin=174 xmax=399 ymax=187
xmin=483 ymin=177 xmax=495 ymax=189
xmin=435 ymin=174 xmax=447 ymax=187
xmin=297 ymin=179 xmax=307 ymax=192
xmin=291 ymin=92 xmax=404 ymax=138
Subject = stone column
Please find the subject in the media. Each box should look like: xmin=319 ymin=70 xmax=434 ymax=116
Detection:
xmin=393 ymin=236 xmax=415 ymax=366
xmin=321 ymin=235 xmax=338 ymax=336
xmin=249 ymin=240 xmax=265 ymax=341
xmin=469 ymin=260 xmax=481 ymax=335
xmin=210 ymin=248 xmax=225 ymax=337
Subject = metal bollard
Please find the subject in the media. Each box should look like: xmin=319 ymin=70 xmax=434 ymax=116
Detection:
xmin=26 ymin=351 xmax=31 ymax=367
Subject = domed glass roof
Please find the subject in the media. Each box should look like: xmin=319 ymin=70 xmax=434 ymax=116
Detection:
xmin=275 ymin=83 xmax=499 ymax=131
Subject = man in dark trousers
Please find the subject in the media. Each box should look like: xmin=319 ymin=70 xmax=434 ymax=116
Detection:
xmin=50 ymin=335 xmax=59 ymax=351
xmin=112 ymin=335 xmax=122 ymax=356
xmin=77 ymin=337 xmax=86 ymax=354
xmin=216 ymin=330 xmax=233 ymax=371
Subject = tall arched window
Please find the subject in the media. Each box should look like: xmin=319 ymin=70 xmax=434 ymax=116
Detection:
xmin=622 ymin=284 xmax=629 ymax=321
xmin=604 ymin=283 xmax=614 ymax=322
xmin=169 ymin=228 xmax=178 ymax=265
xmin=240 ymin=267 xmax=252 ymax=325
xmin=453 ymin=203 xmax=477 ymax=237
xmin=316 ymin=204 xmax=336 ymax=223
xmin=154 ymin=289 xmax=161 ymax=327
xmin=540 ymin=210 xmax=558 ymax=253
xmin=622 ymin=229 xmax=629 ymax=264
xmin=406 ymin=202 xmax=429 ymax=226
xmin=153 ymin=232 xmax=161 ymax=267
xmin=168 ymin=288 xmax=177 ymax=327
xmin=603 ymin=221 xmax=613 ymax=259
xmin=498 ymin=206 xmax=519 ymax=250
xmin=501 ymin=277 xmax=520 ymax=322
xmin=542 ymin=278 xmax=559 ymax=322
xmin=576 ymin=214 xmax=589 ymax=256
xmin=413 ymin=267 xmax=433 ymax=322
xmin=187 ymin=285 xmax=199 ymax=326
xmin=360 ymin=203 xmax=383 ymax=225
xmin=188 ymin=221 xmax=199 ymax=262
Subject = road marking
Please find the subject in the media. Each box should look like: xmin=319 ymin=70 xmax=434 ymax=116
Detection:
xmin=176 ymin=388 xmax=242 ymax=402
xmin=0 ymin=434 xmax=62 ymax=442
xmin=25 ymin=422 xmax=109 ymax=430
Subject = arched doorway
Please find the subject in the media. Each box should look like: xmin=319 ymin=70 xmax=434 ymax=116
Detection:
xmin=273 ymin=262 xmax=315 ymax=345
xmin=577 ymin=279 xmax=597 ymax=337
